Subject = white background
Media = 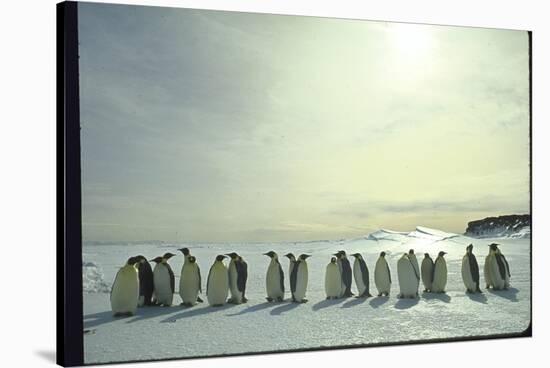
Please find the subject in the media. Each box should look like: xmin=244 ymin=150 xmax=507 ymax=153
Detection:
xmin=1 ymin=0 xmax=548 ymax=367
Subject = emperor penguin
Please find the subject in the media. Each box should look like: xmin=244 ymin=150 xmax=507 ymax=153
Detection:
xmin=431 ymin=251 xmax=447 ymax=293
xmin=461 ymin=244 xmax=481 ymax=293
xmin=179 ymin=255 xmax=202 ymax=306
xmin=284 ymin=253 xmax=297 ymax=291
xmin=351 ymin=253 xmax=372 ymax=298
xmin=484 ymin=246 xmax=494 ymax=289
xmin=178 ymin=247 xmax=203 ymax=303
xmin=110 ymin=257 xmax=140 ymax=317
xmin=226 ymin=252 xmax=248 ymax=304
xmin=150 ymin=252 xmax=176 ymax=306
xmin=374 ymin=251 xmax=391 ymax=297
xmin=206 ymin=255 xmax=229 ymax=306
xmin=421 ymin=253 xmax=434 ymax=292
xmin=325 ymin=257 xmax=342 ymax=299
xmin=397 ymin=253 xmax=419 ymax=298
xmin=264 ymin=251 xmax=285 ymax=302
xmin=486 ymin=243 xmax=511 ymax=290
xmin=408 ymin=249 xmax=420 ymax=295
xmin=334 ymin=250 xmax=353 ymax=297
xmin=134 ymin=255 xmax=154 ymax=307
xmin=291 ymin=254 xmax=310 ymax=303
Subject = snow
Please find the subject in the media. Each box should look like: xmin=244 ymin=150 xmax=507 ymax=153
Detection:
xmin=83 ymin=229 xmax=531 ymax=364
xmin=82 ymin=261 xmax=110 ymax=293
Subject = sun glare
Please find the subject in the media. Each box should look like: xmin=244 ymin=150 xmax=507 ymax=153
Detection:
xmin=389 ymin=23 xmax=434 ymax=61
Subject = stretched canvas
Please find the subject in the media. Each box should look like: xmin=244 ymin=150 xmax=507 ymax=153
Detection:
xmin=58 ymin=1 xmax=531 ymax=366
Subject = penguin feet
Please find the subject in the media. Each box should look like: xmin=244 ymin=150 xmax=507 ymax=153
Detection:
xmin=197 ymin=297 xmax=204 ymax=303
xmin=276 ymin=297 xmax=284 ymax=302
xmin=266 ymin=297 xmax=273 ymax=302
xmin=300 ymin=299 xmax=308 ymax=303
xmin=242 ymin=297 xmax=248 ymax=303
xmin=397 ymin=293 xmax=403 ymax=299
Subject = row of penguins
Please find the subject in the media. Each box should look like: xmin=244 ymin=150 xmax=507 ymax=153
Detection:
xmin=110 ymin=243 xmax=511 ymax=317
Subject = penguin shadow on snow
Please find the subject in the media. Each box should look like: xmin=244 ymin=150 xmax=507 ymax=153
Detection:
xmin=341 ymin=296 xmax=370 ymax=309
xmin=226 ymin=301 xmax=277 ymax=316
xmin=369 ymin=296 xmax=390 ymax=308
xmin=270 ymin=301 xmax=301 ymax=315
xmin=126 ymin=304 xmax=193 ymax=324
xmin=394 ymin=297 xmax=420 ymax=310
xmin=83 ymin=310 xmax=116 ymax=329
xmin=488 ymin=287 xmax=519 ymax=302
xmin=312 ymin=298 xmax=347 ymax=311
xmin=161 ymin=303 xmax=237 ymax=323
xmin=422 ymin=292 xmax=451 ymax=303
xmin=466 ymin=292 xmax=488 ymax=304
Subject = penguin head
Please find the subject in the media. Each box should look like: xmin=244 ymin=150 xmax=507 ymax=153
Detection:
xmin=402 ymin=253 xmax=409 ymax=258
xmin=351 ymin=253 xmax=362 ymax=259
xmin=437 ymin=251 xmax=447 ymax=257
xmin=380 ymin=251 xmax=386 ymax=258
xmin=489 ymin=243 xmax=499 ymax=252
xmin=225 ymin=252 xmax=239 ymax=260
xmin=298 ymin=254 xmax=311 ymax=261
xmin=408 ymin=249 xmax=415 ymax=255
xmin=162 ymin=252 xmax=176 ymax=261
xmin=284 ymin=253 xmax=296 ymax=261
xmin=215 ymin=254 xmax=227 ymax=262
xmin=466 ymin=244 xmax=474 ymax=253
xmin=338 ymin=250 xmax=347 ymax=257
xmin=263 ymin=251 xmax=277 ymax=259
xmin=178 ymin=247 xmax=190 ymax=256
xmin=126 ymin=256 xmax=139 ymax=266
xmin=150 ymin=256 xmax=163 ymax=264
xmin=332 ymin=251 xmax=342 ymax=258
xmin=134 ymin=255 xmax=147 ymax=263
xmin=188 ymin=256 xmax=197 ymax=263
xmin=424 ymin=253 xmax=431 ymax=258
xmin=330 ymin=257 xmax=337 ymax=263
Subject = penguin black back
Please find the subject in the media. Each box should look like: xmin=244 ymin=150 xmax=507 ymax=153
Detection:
xmin=235 ymin=257 xmax=248 ymax=293
xmin=135 ymin=255 xmax=154 ymax=305
xmin=339 ymin=252 xmax=353 ymax=295
xmin=466 ymin=246 xmax=480 ymax=289
xmin=357 ymin=256 xmax=370 ymax=295
xmin=290 ymin=260 xmax=298 ymax=294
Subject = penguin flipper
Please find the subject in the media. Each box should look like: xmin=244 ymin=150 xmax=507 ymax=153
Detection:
xmin=502 ymin=255 xmax=511 ymax=277
xmin=359 ymin=259 xmax=370 ymax=292
xmin=290 ymin=261 xmax=298 ymax=293
xmin=495 ymin=254 xmax=507 ymax=280
xmin=469 ymin=253 xmax=480 ymax=285
xmin=167 ymin=264 xmax=175 ymax=294
xmin=385 ymin=261 xmax=391 ymax=284
xmin=198 ymin=265 xmax=202 ymax=294
xmin=206 ymin=264 xmax=214 ymax=296
xmin=236 ymin=260 xmax=248 ymax=293
xmin=277 ymin=262 xmax=285 ymax=293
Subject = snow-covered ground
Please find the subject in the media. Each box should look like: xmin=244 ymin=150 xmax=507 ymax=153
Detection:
xmin=83 ymin=227 xmax=531 ymax=364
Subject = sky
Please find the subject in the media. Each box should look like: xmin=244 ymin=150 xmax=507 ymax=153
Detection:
xmin=78 ymin=3 xmax=530 ymax=242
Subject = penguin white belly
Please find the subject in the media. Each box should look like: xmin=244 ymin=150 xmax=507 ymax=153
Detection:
xmin=294 ymin=263 xmax=308 ymax=301
xmin=488 ymin=256 xmax=505 ymax=290
xmin=483 ymin=255 xmax=494 ymax=289
xmin=432 ymin=259 xmax=447 ymax=293
xmin=180 ymin=264 xmax=200 ymax=305
xmin=153 ymin=264 xmax=173 ymax=306
xmin=207 ymin=264 xmax=228 ymax=306
xmin=266 ymin=262 xmax=284 ymax=300
xmin=421 ymin=260 xmax=433 ymax=291
xmin=397 ymin=258 xmax=418 ymax=298
xmin=461 ymin=255 xmax=476 ymax=292
xmin=325 ymin=263 xmax=342 ymax=299
xmin=374 ymin=259 xmax=391 ymax=295
xmin=111 ymin=266 xmax=139 ymax=315
xmin=353 ymin=261 xmax=366 ymax=296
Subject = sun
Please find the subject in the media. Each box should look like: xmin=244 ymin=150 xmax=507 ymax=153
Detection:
xmin=388 ymin=23 xmax=434 ymax=62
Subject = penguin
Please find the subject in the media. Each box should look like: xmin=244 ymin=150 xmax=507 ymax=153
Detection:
xmin=179 ymin=255 xmax=202 ymax=307
xmin=235 ymin=255 xmax=248 ymax=303
xmin=291 ymin=254 xmax=310 ymax=303
xmin=397 ymin=253 xmax=419 ymax=299
xmin=408 ymin=249 xmax=420 ymax=295
xmin=486 ymin=243 xmax=511 ymax=290
xmin=150 ymin=252 xmax=176 ymax=306
xmin=264 ymin=251 xmax=285 ymax=302
xmin=351 ymin=253 xmax=372 ymax=298
xmin=421 ymin=253 xmax=434 ymax=292
xmin=226 ymin=252 xmax=247 ymax=304
xmin=110 ymin=257 xmax=140 ymax=317
xmin=374 ymin=251 xmax=391 ymax=296
xmin=178 ymin=247 xmax=203 ymax=303
xmin=461 ymin=244 xmax=481 ymax=293
xmin=134 ymin=255 xmax=154 ymax=307
xmin=206 ymin=255 xmax=229 ymax=306
xmin=284 ymin=253 xmax=297 ymax=292
xmin=325 ymin=257 xmax=342 ymax=300
xmin=431 ymin=251 xmax=447 ymax=293
xmin=334 ymin=250 xmax=353 ymax=297
xmin=484 ymin=247 xmax=494 ymax=289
